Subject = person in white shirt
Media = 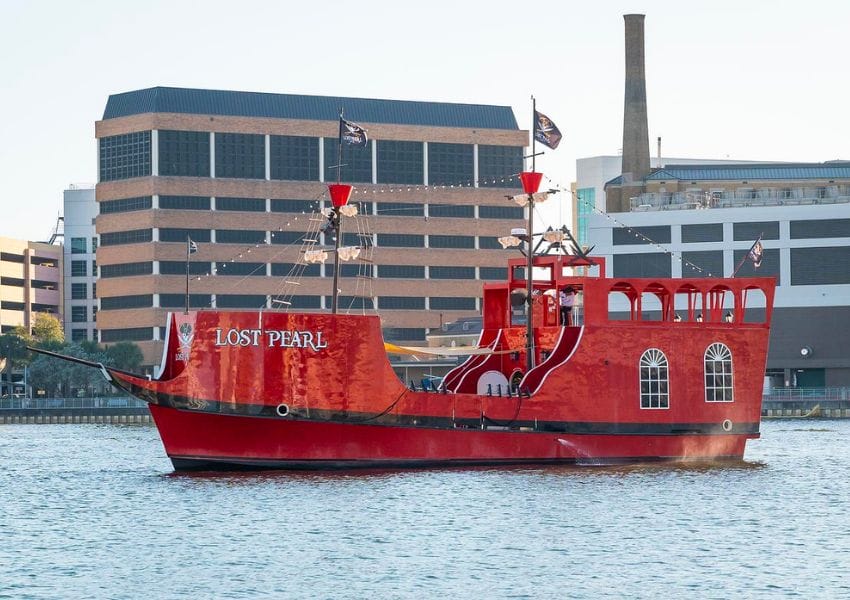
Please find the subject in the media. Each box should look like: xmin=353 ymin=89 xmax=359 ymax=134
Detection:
xmin=558 ymin=286 xmax=575 ymax=326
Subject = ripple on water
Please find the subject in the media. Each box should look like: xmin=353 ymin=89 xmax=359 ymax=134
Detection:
xmin=0 ymin=421 xmax=849 ymax=598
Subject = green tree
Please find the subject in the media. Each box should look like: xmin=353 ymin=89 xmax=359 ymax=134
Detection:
xmin=105 ymin=342 xmax=144 ymax=372
xmin=28 ymin=343 xmax=113 ymax=397
xmin=0 ymin=333 xmax=29 ymax=395
xmin=30 ymin=313 xmax=64 ymax=349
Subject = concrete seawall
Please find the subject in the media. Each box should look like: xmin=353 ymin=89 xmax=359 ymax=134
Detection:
xmin=0 ymin=406 xmax=152 ymax=425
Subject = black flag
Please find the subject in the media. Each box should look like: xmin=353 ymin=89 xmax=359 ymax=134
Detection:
xmin=188 ymin=237 xmax=198 ymax=255
xmin=748 ymin=239 xmax=763 ymax=268
xmin=534 ymin=110 xmax=562 ymax=150
xmin=339 ymin=117 xmax=368 ymax=147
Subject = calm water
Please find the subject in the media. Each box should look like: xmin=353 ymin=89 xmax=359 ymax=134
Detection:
xmin=1 ymin=421 xmax=848 ymax=599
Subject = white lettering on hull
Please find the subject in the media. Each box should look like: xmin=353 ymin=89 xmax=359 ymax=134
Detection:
xmin=214 ymin=328 xmax=328 ymax=352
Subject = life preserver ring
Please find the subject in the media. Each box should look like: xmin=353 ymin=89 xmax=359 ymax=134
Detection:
xmin=276 ymin=403 xmax=290 ymax=417
xmin=721 ymin=419 xmax=733 ymax=432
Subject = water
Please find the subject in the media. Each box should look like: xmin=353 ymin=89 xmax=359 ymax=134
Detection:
xmin=1 ymin=421 xmax=848 ymax=599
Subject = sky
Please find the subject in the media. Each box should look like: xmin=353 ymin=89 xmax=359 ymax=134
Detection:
xmin=1 ymin=0 xmax=848 ymax=242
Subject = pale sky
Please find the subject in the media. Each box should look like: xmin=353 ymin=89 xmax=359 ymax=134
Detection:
xmin=1 ymin=0 xmax=847 ymax=241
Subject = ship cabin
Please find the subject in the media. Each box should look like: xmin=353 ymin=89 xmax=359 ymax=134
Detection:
xmin=444 ymin=254 xmax=776 ymax=396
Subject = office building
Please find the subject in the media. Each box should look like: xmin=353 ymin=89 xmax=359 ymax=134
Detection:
xmin=0 ymin=237 xmax=62 ymax=395
xmin=96 ymin=87 xmax=528 ymax=364
xmin=63 ymin=185 xmax=99 ymax=343
xmin=589 ymin=161 xmax=850 ymax=387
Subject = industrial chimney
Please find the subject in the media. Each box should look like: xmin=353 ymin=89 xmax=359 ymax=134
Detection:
xmin=621 ymin=14 xmax=650 ymax=187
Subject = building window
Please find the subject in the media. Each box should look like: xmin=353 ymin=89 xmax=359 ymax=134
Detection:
xmin=377 ymin=234 xmax=424 ymax=248
xmin=71 ymin=306 xmax=88 ymax=323
xmin=480 ymin=267 xmax=508 ymax=280
xmin=324 ymin=138 xmax=372 ymax=183
xmin=100 ymin=229 xmax=153 ymax=246
xmin=326 ymin=264 xmax=374 ymax=278
xmin=639 ymin=348 xmax=669 ymax=409
xmin=159 ymin=228 xmax=211 ymax=243
xmin=428 ymin=204 xmax=474 ymax=218
xmin=430 ymin=266 xmax=475 ymax=279
xmin=705 ymin=343 xmax=734 ymax=402
xmin=216 ymin=294 xmax=267 ymax=309
xmin=160 ymin=294 xmax=212 ymax=309
xmin=682 ymin=223 xmax=723 ymax=243
xmin=100 ymin=328 xmax=153 ymax=342
xmin=732 ymin=221 xmax=779 ymax=241
xmin=271 ymin=263 xmax=320 ymax=277
xmin=270 ymin=135 xmax=319 ymax=181
xmin=100 ymin=295 xmax=154 ymax=310
xmin=271 ymin=199 xmax=319 ymax=213
xmin=271 ymin=295 xmax=322 ymax=309
xmin=158 ymin=130 xmax=210 ymax=177
xmin=613 ymin=253 xmax=672 ymax=279
xmin=613 ymin=226 xmax=672 ymax=246
xmin=99 ymin=196 xmax=152 ymax=214
xmin=71 ymin=260 xmax=87 ymax=277
xmin=378 ymin=265 xmax=424 ymax=279
xmin=270 ymin=231 xmax=308 ymax=245
xmin=478 ymin=145 xmax=523 ymax=188
xmin=428 ymin=143 xmax=473 ymax=185
xmin=216 ymin=197 xmax=266 ymax=212
xmin=375 ymin=202 xmax=424 ymax=217
xmin=70 ymin=238 xmax=87 ymax=254
xmin=215 ymin=133 xmax=265 ymax=179
xmin=382 ymin=327 xmax=426 ymax=342
xmin=325 ymin=296 xmax=373 ymax=310
xmin=429 ymin=235 xmax=475 ymax=249
xmin=159 ymin=195 xmax=210 ymax=210
xmin=216 ymin=230 xmax=266 ymax=245
xmin=92 ymin=260 xmax=97 ymax=277
xmin=430 ymin=297 xmax=476 ymax=310
xmin=99 ymin=131 xmax=151 ymax=182
xmin=71 ymin=283 xmax=87 ymax=299
xmin=428 ymin=142 xmax=475 ymax=185
xmin=479 ymin=205 xmax=524 ymax=220
xmin=216 ymin=262 xmax=266 ymax=276
xmin=478 ymin=237 xmax=503 ymax=250
xmin=378 ymin=296 xmax=425 ymax=310
xmin=99 ymin=262 xmax=153 ymax=278
xmin=71 ymin=329 xmax=88 ymax=342
xmin=160 ymin=261 xmax=212 ymax=276
xmin=376 ymin=140 xmax=423 ymax=184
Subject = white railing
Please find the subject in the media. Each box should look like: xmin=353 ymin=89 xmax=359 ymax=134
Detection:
xmin=632 ymin=186 xmax=850 ymax=211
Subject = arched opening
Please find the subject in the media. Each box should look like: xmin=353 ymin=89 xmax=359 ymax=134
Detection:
xmin=673 ymin=283 xmax=702 ymax=322
xmin=741 ymin=285 xmax=768 ymax=324
xmin=707 ymin=285 xmax=735 ymax=323
xmin=640 ymin=282 xmax=671 ymax=322
xmin=608 ymin=282 xmax=638 ymax=321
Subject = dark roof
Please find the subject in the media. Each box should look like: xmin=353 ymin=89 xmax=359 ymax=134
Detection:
xmin=102 ymin=86 xmax=519 ymax=130
xmin=645 ymin=162 xmax=850 ymax=181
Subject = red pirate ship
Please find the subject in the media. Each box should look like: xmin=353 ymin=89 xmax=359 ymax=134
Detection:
xmin=33 ymin=168 xmax=776 ymax=470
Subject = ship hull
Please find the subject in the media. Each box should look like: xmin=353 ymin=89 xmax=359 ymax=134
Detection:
xmin=149 ymin=404 xmax=753 ymax=471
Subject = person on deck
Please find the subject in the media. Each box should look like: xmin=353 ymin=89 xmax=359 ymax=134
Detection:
xmin=559 ymin=286 xmax=575 ymax=326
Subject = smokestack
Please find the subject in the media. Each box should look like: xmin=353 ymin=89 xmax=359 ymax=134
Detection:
xmin=622 ymin=14 xmax=650 ymax=184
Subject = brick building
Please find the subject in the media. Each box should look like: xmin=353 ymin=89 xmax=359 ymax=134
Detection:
xmin=95 ymin=87 xmax=529 ymax=365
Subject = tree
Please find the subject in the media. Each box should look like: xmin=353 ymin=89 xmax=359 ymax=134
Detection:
xmin=105 ymin=342 xmax=144 ymax=372
xmin=28 ymin=343 xmax=113 ymax=398
xmin=30 ymin=313 xmax=64 ymax=349
xmin=0 ymin=333 xmax=28 ymax=395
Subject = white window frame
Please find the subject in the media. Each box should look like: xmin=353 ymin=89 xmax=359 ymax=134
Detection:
xmin=639 ymin=348 xmax=669 ymax=409
xmin=705 ymin=342 xmax=734 ymax=402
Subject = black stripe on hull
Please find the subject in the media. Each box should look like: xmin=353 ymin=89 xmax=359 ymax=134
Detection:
xmin=169 ymin=454 xmax=746 ymax=472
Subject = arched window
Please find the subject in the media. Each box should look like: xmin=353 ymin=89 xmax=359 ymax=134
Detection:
xmin=639 ymin=348 xmax=669 ymax=409
xmin=705 ymin=342 xmax=734 ymax=402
